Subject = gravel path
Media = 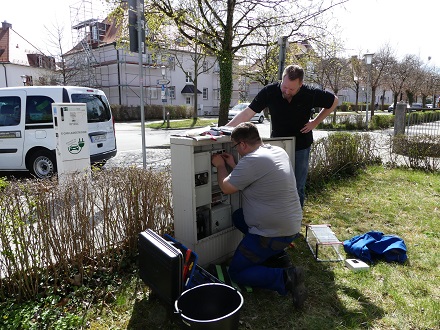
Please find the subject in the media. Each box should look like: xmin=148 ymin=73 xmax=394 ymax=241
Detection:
xmin=104 ymin=147 xmax=171 ymax=170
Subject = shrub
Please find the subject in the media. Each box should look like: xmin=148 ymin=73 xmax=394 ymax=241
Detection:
xmin=318 ymin=114 xmax=366 ymax=130
xmin=0 ymin=176 xmax=7 ymax=190
xmin=339 ymin=102 xmax=350 ymax=112
xmin=390 ymin=134 xmax=440 ymax=171
xmin=0 ymin=167 xmax=173 ymax=300
xmin=370 ymin=114 xmax=394 ymax=129
xmin=111 ymin=104 xmax=191 ymax=121
xmin=308 ymin=132 xmax=381 ymax=189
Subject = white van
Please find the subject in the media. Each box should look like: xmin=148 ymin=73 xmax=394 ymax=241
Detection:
xmin=0 ymin=86 xmax=117 ymax=178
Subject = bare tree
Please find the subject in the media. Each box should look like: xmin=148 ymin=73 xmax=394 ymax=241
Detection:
xmin=172 ymin=41 xmax=218 ymax=120
xmin=349 ymin=55 xmax=363 ymax=112
xmin=108 ymin=0 xmax=349 ymax=125
xmin=140 ymin=12 xmax=219 ymax=120
xmin=417 ymin=62 xmax=438 ymax=107
xmin=366 ymin=44 xmax=395 ymax=118
xmin=402 ymin=56 xmax=424 ymax=106
xmin=239 ymin=26 xmax=281 ymax=88
xmin=44 ymin=21 xmax=76 ymax=85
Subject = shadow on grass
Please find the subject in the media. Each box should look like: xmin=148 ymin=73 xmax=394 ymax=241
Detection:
xmin=127 ymin=293 xmax=182 ymax=329
xmin=127 ymin=237 xmax=384 ymax=329
xmin=237 ymin=237 xmax=384 ymax=329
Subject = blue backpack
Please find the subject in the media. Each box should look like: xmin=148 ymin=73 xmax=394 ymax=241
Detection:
xmin=343 ymin=231 xmax=407 ymax=263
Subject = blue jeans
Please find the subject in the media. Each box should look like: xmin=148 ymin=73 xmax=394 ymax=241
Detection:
xmin=295 ymin=147 xmax=311 ymax=208
xmin=229 ymin=209 xmax=297 ymax=294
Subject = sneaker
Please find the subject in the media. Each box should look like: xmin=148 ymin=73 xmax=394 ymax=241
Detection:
xmin=285 ymin=266 xmax=307 ymax=309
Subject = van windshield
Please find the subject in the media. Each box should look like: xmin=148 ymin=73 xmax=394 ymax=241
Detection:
xmin=71 ymin=94 xmax=112 ymax=122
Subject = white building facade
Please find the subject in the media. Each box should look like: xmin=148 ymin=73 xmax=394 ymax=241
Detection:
xmin=63 ymin=16 xmax=240 ymax=114
xmin=0 ymin=21 xmax=57 ymax=88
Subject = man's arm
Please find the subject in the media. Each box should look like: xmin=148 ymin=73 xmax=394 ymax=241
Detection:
xmin=211 ymin=154 xmax=238 ymax=194
xmin=300 ymin=95 xmax=339 ymax=133
xmin=226 ymin=107 xmax=256 ymax=127
xmin=215 ymin=164 xmax=239 ymax=195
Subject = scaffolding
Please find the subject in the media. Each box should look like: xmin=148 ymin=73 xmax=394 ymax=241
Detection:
xmin=65 ymin=0 xmax=226 ymax=109
xmin=69 ymin=0 xmax=107 ymax=88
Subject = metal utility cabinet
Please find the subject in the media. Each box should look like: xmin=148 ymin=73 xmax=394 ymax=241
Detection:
xmin=170 ymin=134 xmax=295 ymax=266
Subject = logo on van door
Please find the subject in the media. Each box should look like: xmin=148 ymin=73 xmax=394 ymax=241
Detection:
xmin=67 ymin=138 xmax=85 ymax=154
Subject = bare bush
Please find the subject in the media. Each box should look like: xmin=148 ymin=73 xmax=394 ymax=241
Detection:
xmin=0 ymin=167 xmax=173 ymax=300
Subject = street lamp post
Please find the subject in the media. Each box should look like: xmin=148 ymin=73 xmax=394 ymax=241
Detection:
xmin=136 ymin=0 xmax=147 ymax=169
xmin=277 ymin=36 xmax=289 ymax=81
xmin=363 ymin=53 xmax=374 ymax=128
xmin=160 ymin=65 xmax=168 ymax=127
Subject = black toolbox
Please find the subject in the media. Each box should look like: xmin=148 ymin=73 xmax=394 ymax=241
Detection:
xmin=138 ymin=229 xmax=220 ymax=305
xmin=138 ymin=229 xmax=184 ymax=305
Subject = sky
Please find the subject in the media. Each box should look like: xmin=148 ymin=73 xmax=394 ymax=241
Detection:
xmin=2 ymin=0 xmax=439 ymax=67
xmin=2 ymin=0 xmax=109 ymax=54
xmin=332 ymin=0 xmax=439 ymax=67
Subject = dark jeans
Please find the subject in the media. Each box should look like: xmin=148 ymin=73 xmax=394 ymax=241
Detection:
xmin=295 ymin=147 xmax=311 ymax=208
xmin=228 ymin=209 xmax=297 ymax=294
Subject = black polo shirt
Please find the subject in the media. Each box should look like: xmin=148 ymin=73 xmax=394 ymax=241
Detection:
xmin=249 ymin=82 xmax=335 ymax=150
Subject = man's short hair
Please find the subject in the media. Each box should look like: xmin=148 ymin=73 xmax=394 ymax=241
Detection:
xmin=283 ymin=64 xmax=304 ymax=82
xmin=231 ymin=122 xmax=262 ymax=146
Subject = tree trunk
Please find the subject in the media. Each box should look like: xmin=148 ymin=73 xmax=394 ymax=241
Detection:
xmin=380 ymin=90 xmax=386 ymax=111
xmin=370 ymin=86 xmax=376 ymax=118
xmin=355 ymin=83 xmax=359 ymax=112
xmin=193 ymin=74 xmax=199 ymax=120
xmin=331 ymin=88 xmax=339 ymax=124
xmin=217 ymin=51 xmax=233 ymax=126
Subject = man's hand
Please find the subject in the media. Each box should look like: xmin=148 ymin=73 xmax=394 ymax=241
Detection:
xmin=221 ymin=153 xmax=236 ymax=169
xmin=211 ymin=153 xmax=238 ymax=195
xmin=211 ymin=153 xmax=226 ymax=168
xmin=300 ymin=120 xmax=318 ymax=133
xmin=301 ymin=99 xmax=338 ymax=134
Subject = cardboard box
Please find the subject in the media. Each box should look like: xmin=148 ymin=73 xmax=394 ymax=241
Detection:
xmin=345 ymin=258 xmax=370 ymax=271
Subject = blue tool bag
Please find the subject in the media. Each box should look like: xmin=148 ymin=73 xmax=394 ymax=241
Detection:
xmin=343 ymin=231 xmax=407 ymax=263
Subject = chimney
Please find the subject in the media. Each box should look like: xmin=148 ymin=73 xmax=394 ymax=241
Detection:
xmin=2 ymin=21 xmax=12 ymax=30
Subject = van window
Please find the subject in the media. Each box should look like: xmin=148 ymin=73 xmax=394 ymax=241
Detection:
xmin=0 ymin=96 xmax=21 ymax=126
xmin=71 ymin=94 xmax=111 ymax=122
xmin=26 ymin=96 xmax=54 ymax=124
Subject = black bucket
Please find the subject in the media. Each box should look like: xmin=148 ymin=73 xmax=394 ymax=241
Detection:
xmin=174 ymin=283 xmax=244 ymax=329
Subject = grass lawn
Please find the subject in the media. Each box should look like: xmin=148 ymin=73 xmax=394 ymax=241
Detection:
xmin=83 ymin=166 xmax=440 ymax=329
xmin=2 ymin=166 xmax=439 ymax=329
xmin=146 ymin=118 xmax=218 ymax=129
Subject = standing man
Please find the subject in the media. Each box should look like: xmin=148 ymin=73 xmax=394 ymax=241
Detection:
xmin=227 ymin=64 xmax=338 ymax=207
xmin=211 ymin=122 xmax=306 ymax=309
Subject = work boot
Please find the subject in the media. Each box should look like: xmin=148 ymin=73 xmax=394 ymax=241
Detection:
xmin=263 ymin=251 xmax=293 ymax=268
xmin=285 ymin=266 xmax=307 ymax=309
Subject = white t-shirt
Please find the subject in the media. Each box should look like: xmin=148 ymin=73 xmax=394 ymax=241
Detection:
xmin=228 ymin=144 xmax=302 ymax=237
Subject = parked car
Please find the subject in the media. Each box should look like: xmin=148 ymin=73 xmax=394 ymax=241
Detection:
xmin=228 ymin=102 xmax=265 ymax=123
xmin=410 ymin=103 xmax=423 ymax=111
xmin=388 ymin=103 xmax=410 ymax=112
xmin=426 ymin=103 xmax=433 ymax=109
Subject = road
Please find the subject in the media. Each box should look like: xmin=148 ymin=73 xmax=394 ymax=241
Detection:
xmin=106 ymin=120 xmax=272 ymax=169
xmin=114 ymin=120 xmax=272 ymax=151
xmin=106 ymin=120 xmax=333 ymax=169
xmin=114 ymin=120 xmax=332 ymax=152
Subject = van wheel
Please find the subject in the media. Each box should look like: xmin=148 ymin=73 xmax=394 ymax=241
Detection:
xmin=28 ymin=150 xmax=56 ymax=179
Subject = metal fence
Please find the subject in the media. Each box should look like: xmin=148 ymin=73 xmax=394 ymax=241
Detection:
xmin=405 ymin=110 xmax=440 ymax=136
